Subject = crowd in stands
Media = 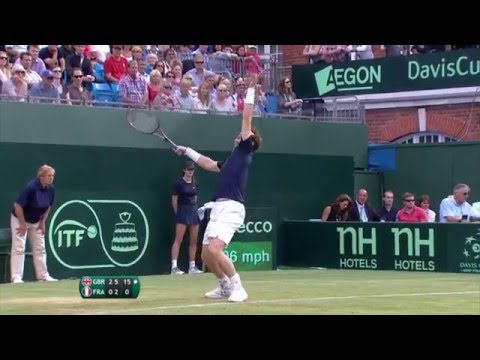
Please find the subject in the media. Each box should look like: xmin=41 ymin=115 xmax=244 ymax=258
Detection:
xmin=320 ymin=184 xmax=480 ymax=223
xmin=0 ymin=45 xmax=277 ymax=116
xmin=302 ymin=45 xmax=480 ymax=63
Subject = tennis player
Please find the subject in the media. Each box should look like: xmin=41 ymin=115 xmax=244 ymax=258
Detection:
xmin=173 ymin=75 xmax=261 ymax=302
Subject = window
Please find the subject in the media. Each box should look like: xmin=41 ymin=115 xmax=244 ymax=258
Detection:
xmin=394 ymin=132 xmax=458 ymax=144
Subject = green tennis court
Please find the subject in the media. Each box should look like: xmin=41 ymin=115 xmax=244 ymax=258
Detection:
xmin=1 ymin=269 xmax=478 ymax=315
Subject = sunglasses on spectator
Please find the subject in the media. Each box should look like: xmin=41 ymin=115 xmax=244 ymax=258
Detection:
xmin=195 ymin=61 xmax=204 ymax=64
xmin=73 ymin=75 xmax=83 ymax=78
xmin=90 ymin=57 xmax=97 ymax=61
xmin=0 ymin=57 xmax=7 ymax=60
xmin=285 ymin=80 xmax=291 ymax=83
xmin=164 ymin=86 xmax=172 ymax=89
xmin=403 ymin=199 xmax=415 ymax=202
xmin=167 ymin=75 xmax=175 ymax=78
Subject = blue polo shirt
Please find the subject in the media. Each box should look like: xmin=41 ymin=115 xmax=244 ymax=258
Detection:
xmin=12 ymin=179 xmax=55 ymax=223
xmin=213 ymin=138 xmax=253 ymax=204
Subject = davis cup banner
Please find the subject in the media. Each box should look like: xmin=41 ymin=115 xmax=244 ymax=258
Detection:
xmin=292 ymin=48 xmax=480 ymax=98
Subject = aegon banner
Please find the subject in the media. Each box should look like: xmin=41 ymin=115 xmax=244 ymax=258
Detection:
xmin=291 ymin=48 xmax=480 ymax=98
xmin=283 ymin=221 xmax=480 ymax=274
xmin=224 ymin=207 xmax=277 ymax=271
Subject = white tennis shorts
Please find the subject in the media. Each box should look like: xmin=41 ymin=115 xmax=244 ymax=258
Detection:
xmin=203 ymin=200 xmax=245 ymax=246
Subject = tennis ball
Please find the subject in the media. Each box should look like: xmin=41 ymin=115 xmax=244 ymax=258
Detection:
xmin=87 ymin=225 xmax=98 ymax=239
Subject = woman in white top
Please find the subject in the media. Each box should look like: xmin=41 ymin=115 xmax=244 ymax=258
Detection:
xmin=416 ymin=194 xmax=436 ymax=222
xmin=194 ymin=82 xmax=211 ymax=114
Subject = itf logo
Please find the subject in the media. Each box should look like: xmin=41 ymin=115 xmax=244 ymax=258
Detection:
xmin=48 ymin=200 xmax=149 ymax=269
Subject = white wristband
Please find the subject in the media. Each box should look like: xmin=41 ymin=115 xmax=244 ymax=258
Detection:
xmin=185 ymin=147 xmax=201 ymax=163
xmin=245 ymin=88 xmax=255 ymax=105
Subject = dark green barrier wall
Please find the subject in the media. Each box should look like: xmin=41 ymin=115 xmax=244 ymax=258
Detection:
xmin=380 ymin=142 xmax=480 ymax=214
xmin=282 ymin=221 xmax=480 ymax=274
xmin=0 ymin=101 xmax=368 ymax=168
xmin=0 ymin=142 xmax=353 ymax=279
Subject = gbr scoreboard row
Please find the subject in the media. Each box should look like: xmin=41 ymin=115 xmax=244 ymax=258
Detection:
xmin=79 ymin=276 xmax=140 ymax=299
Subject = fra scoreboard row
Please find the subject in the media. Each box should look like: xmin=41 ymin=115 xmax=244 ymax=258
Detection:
xmin=79 ymin=276 xmax=140 ymax=299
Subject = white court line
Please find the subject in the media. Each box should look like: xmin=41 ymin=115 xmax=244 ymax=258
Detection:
xmin=91 ymin=290 xmax=480 ymax=315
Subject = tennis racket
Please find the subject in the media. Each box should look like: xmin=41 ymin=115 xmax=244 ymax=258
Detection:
xmin=126 ymin=108 xmax=178 ymax=150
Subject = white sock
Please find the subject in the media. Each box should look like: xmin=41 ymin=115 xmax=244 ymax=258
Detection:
xmin=229 ymin=273 xmax=242 ymax=289
xmin=189 ymin=261 xmax=196 ymax=269
xmin=172 ymin=260 xmax=177 ymax=269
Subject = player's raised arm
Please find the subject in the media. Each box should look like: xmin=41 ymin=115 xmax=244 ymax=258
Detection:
xmin=241 ymin=74 xmax=257 ymax=140
xmin=174 ymin=146 xmax=220 ymax=173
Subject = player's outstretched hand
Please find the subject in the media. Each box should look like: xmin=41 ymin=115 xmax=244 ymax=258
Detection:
xmin=246 ymin=73 xmax=258 ymax=88
xmin=173 ymin=145 xmax=187 ymax=156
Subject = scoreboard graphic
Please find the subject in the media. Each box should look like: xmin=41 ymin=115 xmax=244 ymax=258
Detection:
xmin=79 ymin=276 xmax=141 ymax=299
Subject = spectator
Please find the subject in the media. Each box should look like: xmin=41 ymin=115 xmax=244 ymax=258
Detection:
xmin=276 ymin=76 xmax=302 ymax=114
xmin=20 ymin=52 xmax=42 ymax=87
xmin=5 ymin=45 xmax=27 ymax=63
xmin=396 ymin=192 xmax=428 ymax=222
xmin=14 ymin=45 xmax=46 ymax=75
xmin=103 ymin=45 xmax=128 ymax=83
xmin=416 ymin=194 xmax=436 ymax=222
xmin=231 ymin=46 xmax=246 ymax=75
xmin=137 ymin=58 xmax=149 ymax=83
xmin=186 ymin=54 xmax=215 ymax=87
xmin=118 ymin=60 xmax=148 ymax=105
xmin=51 ymin=66 xmax=63 ymax=95
xmin=211 ymin=83 xmax=236 ymax=113
xmin=65 ymin=45 xmax=95 ymax=87
xmin=244 ymin=45 xmax=262 ymax=74
xmin=121 ymin=45 xmax=133 ymax=61
xmin=232 ymin=78 xmax=246 ymax=112
xmin=62 ymin=67 xmax=92 ymax=105
xmin=439 ymin=183 xmax=474 ymax=223
xmin=10 ymin=164 xmax=58 ymax=283
xmin=318 ymin=45 xmax=347 ymax=63
xmin=131 ymin=46 xmax=143 ymax=62
xmin=376 ymin=190 xmax=398 ymax=222
xmin=147 ymin=69 xmax=162 ymax=104
xmin=152 ymin=79 xmax=179 ymax=110
xmin=353 ymin=45 xmax=374 ymax=60
xmin=162 ymin=48 xmax=177 ymax=73
xmin=89 ymin=45 xmax=110 ymax=64
xmin=303 ymin=45 xmax=322 ymax=64
xmin=38 ymin=45 xmax=65 ymax=71
xmin=175 ymin=79 xmax=196 ymax=112
xmin=171 ymin=63 xmax=183 ymax=86
xmin=144 ymin=53 xmax=158 ymax=75
xmin=1 ymin=64 xmax=28 ymax=101
xmin=59 ymin=45 xmax=75 ymax=62
xmin=152 ymin=60 xmax=165 ymax=78
xmin=28 ymin=70 xmax=60 ymax=103
xmin=348 ymin=189 xmax=381 ymax=222
xmin=0 ymin=51 xmax=11 ymax=82
xmin=193 ymin=82 xmax=212 ymax=113
xmin=191 ymin=45 xmax=211 ymax=70
xmin=321 ymin=194 xmax=352 ymax=222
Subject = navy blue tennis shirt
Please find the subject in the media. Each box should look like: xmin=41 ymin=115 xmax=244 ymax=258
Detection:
xmin=12 ymin=179 xmax=55 ymax=223
xmin=213 ymin=138 xmax=253 ymax=204
xmin=173 ymin=179 xmax=198 ymax=207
